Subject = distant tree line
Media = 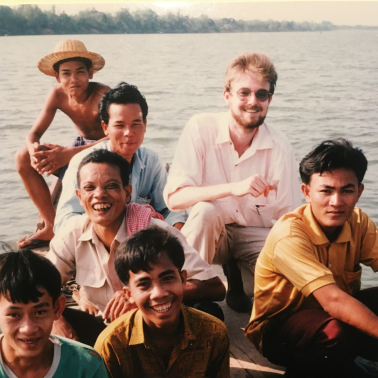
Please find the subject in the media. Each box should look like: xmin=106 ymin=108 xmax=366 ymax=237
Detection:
xmin=0 ymin=4 xmax=342 ymax=36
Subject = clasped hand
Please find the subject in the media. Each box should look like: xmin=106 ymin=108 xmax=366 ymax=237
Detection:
xmin=231 ymin=174 xmax=275 ymax=198
xmin=30 ymin=142 xmax=72 ymax=176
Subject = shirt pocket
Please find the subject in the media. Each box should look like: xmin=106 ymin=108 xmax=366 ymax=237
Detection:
xmin=343 ymin=267 xmax=362 ymax=295
xmin=76 ymin=267 xmax=106 ymax=288
xmin=251 ymin=190 xmax=277 ymax=228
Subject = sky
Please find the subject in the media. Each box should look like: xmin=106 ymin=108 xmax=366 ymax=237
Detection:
xmin=4 ymin=1 xmax=378 ymax=27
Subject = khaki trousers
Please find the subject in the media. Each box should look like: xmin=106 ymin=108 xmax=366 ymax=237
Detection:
xmin=181 ymin=201 xmax=271 ymax=297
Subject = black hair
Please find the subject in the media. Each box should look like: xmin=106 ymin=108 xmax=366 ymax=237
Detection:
xmin=77 ymin=149 xmax=130 ymax=188
xmin=99 ymin=82 xmax=148 ymax=125
xmin=299 ymin=138 xmax=368 ymax=185
xmin=115 ymin=227 xmax=185 ymax=285
xmin=53 ymin=57 xmax=92 ymax=73
xmin=0 ymin=249 xmax=62 ymax=304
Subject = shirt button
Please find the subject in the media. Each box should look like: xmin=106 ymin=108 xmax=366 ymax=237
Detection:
xmin=236 ymin=210 xmax=238 ymax=212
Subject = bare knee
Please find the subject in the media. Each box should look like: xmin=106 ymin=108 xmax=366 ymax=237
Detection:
xmin=15 ymin=147 xmax=31 ymax=172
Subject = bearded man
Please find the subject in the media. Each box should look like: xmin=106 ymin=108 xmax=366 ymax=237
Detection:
xmin=164 ymin=52 xmax=301 ymax=313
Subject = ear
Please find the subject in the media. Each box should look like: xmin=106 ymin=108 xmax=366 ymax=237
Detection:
xmin=101 ymin=120 xmax=108 ymax=135
xmin=223 ymin=89 xmax=231 ymax=105
xmin=53 ymin=295 xmax=66 ymax=321
xmin=123 ymin=286 xmax=135 ymax=304
xmin=180 ymin=270 xmax=187 ymax=285
xmin=357 ymin=183 xmax=364 ymax=200
xmin=125 ymin=185 xmax=132 ymax=204
xmin=54 ymin=71 xmax=60 ymax=83
xmin=301 ymin=183 xmax=311 ymax=203
xmin=143 ymin=119 xmax=147 ymax=131
xmin=76 ymin=188 xmax=84 ymax=207
xmin=88 ymin=67 xmax=94 ymax=80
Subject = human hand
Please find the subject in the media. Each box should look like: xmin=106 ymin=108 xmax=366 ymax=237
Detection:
xmin=29 ymin=142 xmax=44 ymax=170
xmin=103 ymin=290 xmax=137 ymax=322
xmin=231 ymin=175 xmax=275 ymax=198
xmin=80 ymin=299 xmax=99 ymax=316
xmin=33 ymin=143 xmax=73 ymax=176
xmin=173 ymin=222 xmax=184 ymax=231
xmin=52 ymin=316 xmax=79 ymax=341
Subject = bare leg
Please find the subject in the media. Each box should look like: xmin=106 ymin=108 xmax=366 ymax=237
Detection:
xmin=15 ymin=147 xmax=55 ymax=247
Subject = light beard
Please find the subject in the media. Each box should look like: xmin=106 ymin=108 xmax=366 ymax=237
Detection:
xmin=231 ymin=108 xmax=267 ymax=130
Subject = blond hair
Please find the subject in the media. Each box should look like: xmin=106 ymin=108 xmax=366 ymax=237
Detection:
xmin=224 ymin=52 xmax=277 ymax=94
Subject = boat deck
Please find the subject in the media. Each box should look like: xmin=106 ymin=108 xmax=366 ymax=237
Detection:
xmin=214 ymin=266 xmax=285 ymax=377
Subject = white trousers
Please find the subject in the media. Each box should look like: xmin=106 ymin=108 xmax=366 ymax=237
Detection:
xmin=181 ymin=201 xmax=271 ymax=297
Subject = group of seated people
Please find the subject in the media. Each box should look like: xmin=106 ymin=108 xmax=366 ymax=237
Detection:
xmin=4 ymin=39 xmax=377 ymax=377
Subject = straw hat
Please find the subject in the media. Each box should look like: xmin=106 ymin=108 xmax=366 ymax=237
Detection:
xmin=38 ymin=40 xmax=105 ymax=77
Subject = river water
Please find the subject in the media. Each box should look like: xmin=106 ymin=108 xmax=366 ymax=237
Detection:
xmin=0 ymin=30 xmax=377 ymax=287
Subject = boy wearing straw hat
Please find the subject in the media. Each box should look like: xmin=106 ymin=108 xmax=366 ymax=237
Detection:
xmin=15 ymin=39 xmax=110 ymax=248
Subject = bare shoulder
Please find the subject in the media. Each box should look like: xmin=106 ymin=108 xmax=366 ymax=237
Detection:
xmin=44 ymin=84 xmax=67 ymax=109
xmin=90 ymin=82 xmax=111 ymax=97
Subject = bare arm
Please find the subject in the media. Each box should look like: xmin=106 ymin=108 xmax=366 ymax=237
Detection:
xmin=184 ymin=277 xmax=226 ymax=302
xmin=313 ymin=283 xmax=378 ymax=339
xmin=168 ymin=175 xmax=275 ymax=211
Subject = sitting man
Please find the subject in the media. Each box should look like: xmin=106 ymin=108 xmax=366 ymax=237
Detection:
xmin=47 ymin=150 xmax=225 ymax=346
xmin=95 ymin=226 xmax=230 ymax=378
xmin=0 ymin=249 xmax=108 ymax=377
xmin=245 ymin=139 xmax=378 ymax=378
xmin=16 ymin=39 xmax=110 ymax=248
xmin=54 ymin=81 xmax=186 ymax=232
xmin=164 ymin=52 xmax=301 ymax=312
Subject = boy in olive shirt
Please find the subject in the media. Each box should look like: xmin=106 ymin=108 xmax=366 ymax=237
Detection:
xmin=95 ymin=227 xmax=230 ymax=378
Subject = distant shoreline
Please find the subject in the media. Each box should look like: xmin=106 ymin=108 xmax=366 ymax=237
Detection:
xmin=1 ymin=4 xmax=377 ymax=37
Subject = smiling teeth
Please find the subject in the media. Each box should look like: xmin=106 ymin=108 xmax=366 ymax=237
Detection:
xmin=152 ymin=303 xmax=172 ymax=313
xmin=93 ymin=204 xmax=112 ymax=211
xmin=21 ymin=339 xmax=37 ymax=344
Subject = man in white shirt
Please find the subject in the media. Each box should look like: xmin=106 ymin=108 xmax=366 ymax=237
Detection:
xmin=164 ymin=52 xmax=302 ymax=313
xmin=47 ymin=149 xmax=225 ymax=345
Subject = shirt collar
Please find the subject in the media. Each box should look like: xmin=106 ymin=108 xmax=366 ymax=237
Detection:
xmin=215 ymin=111 xmax=273 ymax=150
xmin=129 ymin=305 xmax=196 ymax=349
xmin=108 ymin=142 xmax=145 ymax=171
xmin=303 ymin=204 xmax=352 ymax=245
xmin=78 ymin=214 xmax=127 ymax=243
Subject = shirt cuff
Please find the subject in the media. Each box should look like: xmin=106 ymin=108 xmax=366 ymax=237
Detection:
xmin=301 ymin=274 xmax=336 ymax=297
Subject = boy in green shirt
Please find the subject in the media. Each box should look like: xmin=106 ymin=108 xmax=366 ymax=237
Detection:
xmin=0 ymin=249 xmax=108 ymax=377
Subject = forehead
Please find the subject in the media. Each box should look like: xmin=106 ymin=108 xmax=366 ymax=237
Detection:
xmin=129 ymin=253 xmax=179 ymax=283
xmin=79 ymin=162 xmax=122 ymax=183
xmin=0 ymin=290 xmax=53 ymax=310
xmin=230 ymin=71 xmax=269 ymax=90
xmin=309 ymin=168 xmax=359 ymax=186
xmin=108 ymin=103 xmax=143 ymax=120
xmin=59 ymin=59 xmax=88 ymax=71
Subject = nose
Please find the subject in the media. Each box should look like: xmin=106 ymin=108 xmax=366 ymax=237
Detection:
xmin=93 ymin=186 xmax=107 ymax=198
xmin=123 ymin=126 xmax=134 ymax=136
xmin=19 ymin=316 xmax=38 ymax=334
xmin=329 ymin=192 xmax=342 ymax=206
xmin=246 ymin=92 xmax=259 ymax=105
xmin=150 ymin=283 xmax=168 ymax=300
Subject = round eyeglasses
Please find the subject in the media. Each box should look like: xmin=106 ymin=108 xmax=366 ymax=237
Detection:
xmin=231 ymin=89 xmax=272 ymax=102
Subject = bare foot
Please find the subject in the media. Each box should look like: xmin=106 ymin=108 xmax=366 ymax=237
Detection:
xmin=17 ymin=227 xmax=55 ymax=248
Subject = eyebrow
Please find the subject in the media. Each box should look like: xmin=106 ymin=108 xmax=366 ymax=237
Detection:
xmin=320 ymin=183 xmax=356 ymax=189
xmin=61 ymin=65 xmax=86 ymax=72
xmin=8 ymin=302 xmax=50 ymax=310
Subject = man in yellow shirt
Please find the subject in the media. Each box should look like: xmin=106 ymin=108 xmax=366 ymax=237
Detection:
xmin=245 ymin=138 xmax=378 ymax=378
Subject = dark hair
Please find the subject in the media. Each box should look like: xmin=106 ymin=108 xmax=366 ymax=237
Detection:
xmin=99 ymin=82 xmax=148 ymax=125
xmin=53 ymin=57 xmax=92 ymax=73
xmin=115 ymin=227 xmax=185 ymax=285
xmin=0 ymin=250 xmax=62 ymax=304
xmin=77 ymin=149 xmax=130 ymax=188
xmin=299 ymin=138 xmax=368 ymax=185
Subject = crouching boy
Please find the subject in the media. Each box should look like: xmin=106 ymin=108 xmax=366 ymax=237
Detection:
xmin=95 ymin=227 xmax=230 ymax=378
xmin=0 ymin=250 xmax=108 ymax=377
